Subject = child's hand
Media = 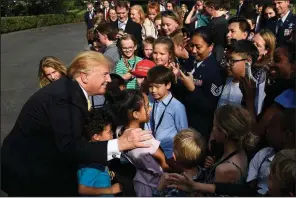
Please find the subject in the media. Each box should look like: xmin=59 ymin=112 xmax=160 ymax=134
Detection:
xmin=169 ymin=62 xmax=180 ymax=77
xmin=204 ymin=156 xmax=215 ymax=168
xmin=122 ymin=72 xmax=133 ymax=80
xmin=111 ymin=183 xmax=123 ymax=194
xmin=157 ymin=173 xmax=170 ymax=190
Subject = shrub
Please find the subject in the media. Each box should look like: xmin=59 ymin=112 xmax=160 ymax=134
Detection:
xmin=1 ymin=12 xmax=85 ymax=33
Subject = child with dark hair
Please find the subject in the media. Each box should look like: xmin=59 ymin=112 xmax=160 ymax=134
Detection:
xmin=110 ymin=89 xmax=170 ymax=196
xmin=218 ymin=40 xmax=262 ymax=112
xmin=77 ymin=108 xmax=122 ymax=196
xmin=90 ymin=73 xmax=126 ymax=109
xmin=146 ymin=65 xmax=188 ymax=159
xmin=96 ymin=22 xmax=120 ymax=68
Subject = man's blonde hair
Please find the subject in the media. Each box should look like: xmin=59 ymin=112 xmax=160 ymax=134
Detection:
xmin=68 ymin=51 xmax=111 ymax=79
xmin=270 ymin=149 xmax=296 ymax=195
xmin=173 ymin=128 xmax=205 ymax=169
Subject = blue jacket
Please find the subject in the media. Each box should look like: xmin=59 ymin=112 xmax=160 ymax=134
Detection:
xmin=266 ymin=11 xmax=295 ymax=46
xmin=182 ymin=54 xmax=225 ymax=138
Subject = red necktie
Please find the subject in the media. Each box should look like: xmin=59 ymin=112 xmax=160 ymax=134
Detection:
xmin=105 ymin=9 xmax=108 ymax=20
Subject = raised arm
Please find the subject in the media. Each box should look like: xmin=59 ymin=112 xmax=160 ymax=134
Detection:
xmin=185 ymin=6 xmax=198 ymax=25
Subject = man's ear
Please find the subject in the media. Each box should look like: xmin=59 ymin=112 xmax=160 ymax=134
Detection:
xmin=134 ymin=44 xmax=138 ymax=51
xmin=80 ymin=72 xmax=88 ymax=84
xmin=243 ymin=32 xmax=249 ymax=39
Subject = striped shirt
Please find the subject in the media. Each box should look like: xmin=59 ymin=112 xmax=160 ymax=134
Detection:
xmin=114 ymin=56 xmax=142 ymax=89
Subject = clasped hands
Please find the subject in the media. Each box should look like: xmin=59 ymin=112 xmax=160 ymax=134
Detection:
xmin=157 ymin=172 xmax=196 ymax=193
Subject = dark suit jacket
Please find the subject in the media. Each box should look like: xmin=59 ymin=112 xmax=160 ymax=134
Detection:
xmin=266 ymin=11 xmax=295 ymax=46
xmin=84 ymin=11 xmax=95 ymax=29
xmin=1 ymin=77 xmax=108 ymax=196
xmin=180 ymin=54 xmax=225 ymax=139
xmin=111 ymin=18 xmax=143 ymax=47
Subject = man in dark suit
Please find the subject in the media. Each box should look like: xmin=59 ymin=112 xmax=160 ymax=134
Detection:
xmin=266 ymin=0 xmax=295 ymax=46
xmin=103 ymin=0 xmax=110 ymax=21
xmin=111 ymin=1 xmax=142 ymax=46
xmin=85 ymin=2 xmax=95 ymax=45
xmin=1 ymin=51 xmax=153 ymax=196
xmin=236 ymin=0 xmax=244 ymax=16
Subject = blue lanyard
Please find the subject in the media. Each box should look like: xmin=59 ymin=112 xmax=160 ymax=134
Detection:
xmin=151 ymin=96 xmax=173 ymax=136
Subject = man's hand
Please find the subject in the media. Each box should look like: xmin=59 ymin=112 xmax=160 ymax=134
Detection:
xmin=179 ymin=70 xmax=195 ymax=91
xmin=117 ymin=128 xmax=153 ymax=151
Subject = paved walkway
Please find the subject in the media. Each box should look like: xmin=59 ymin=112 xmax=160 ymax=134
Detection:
xmin=1 ymin=22 xmax=88 ymax=143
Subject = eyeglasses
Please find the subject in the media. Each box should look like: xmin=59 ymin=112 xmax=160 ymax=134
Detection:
xmin=227 ymin=58 xmax=247 ymax=66
xmin=122 ymin=46 xmax=135 ymax=51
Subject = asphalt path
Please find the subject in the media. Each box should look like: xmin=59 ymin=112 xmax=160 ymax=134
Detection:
xmin=1 ymin=22 xmax=88 ymax=144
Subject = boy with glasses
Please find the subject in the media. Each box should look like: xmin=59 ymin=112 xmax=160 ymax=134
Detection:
xmin=217 ymin=39 xmax=259 ymax=108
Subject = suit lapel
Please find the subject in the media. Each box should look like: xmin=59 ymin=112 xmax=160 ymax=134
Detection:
xmin=68 ymin=78 xmax=89 ymax=117
xmin=125 ymin=18 xmax=132 ymax=33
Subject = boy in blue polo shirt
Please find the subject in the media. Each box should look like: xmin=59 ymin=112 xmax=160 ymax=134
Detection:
xmin=145 ymin=65 xmax=188 ymax=159
xmin=77 ymin=108 xmax=122 ymax=196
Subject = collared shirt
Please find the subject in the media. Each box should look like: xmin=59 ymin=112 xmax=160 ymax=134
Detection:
xmin=218 ymin=77 xmax=243 ymax=108
xmin=276 ymin=10 xmax=291 ymax=34
xmin=281 ymin=10 xmax=290 ymax=23
xmin=78 ymin=84 xmax=120 ymax=161
xmin=247 ymin=147 xmax=275 ymax=195
xmin=104 ymin=42 xmax=120 ymax=71
xmin=118 ymin=18 xmax=128 ymax=31
xmin=145 ymin=92 xmax=188 ymax=158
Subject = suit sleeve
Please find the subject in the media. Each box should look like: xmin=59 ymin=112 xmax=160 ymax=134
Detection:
xmin=84 ymin=12 xmax=88 ymax=24
xmin=48 ymin=97 xmax=108 ymax=165
xmin=135 ymin=23 xmax=143 ymax=47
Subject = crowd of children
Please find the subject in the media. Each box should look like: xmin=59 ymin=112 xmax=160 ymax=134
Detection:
xmin=34 ymin=0 xmax=296 ymax=196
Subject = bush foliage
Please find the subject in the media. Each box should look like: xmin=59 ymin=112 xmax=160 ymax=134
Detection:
xmin=1 ymin=12 xmax=85 ymax=34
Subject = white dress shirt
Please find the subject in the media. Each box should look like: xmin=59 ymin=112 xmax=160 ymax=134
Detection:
xmin=281 ymin=10 xmax=290 ymax=23
xmin=79 ymin=84 xmax=121 ymax=161
xmin=118 ymin=18 xmax=128 ymax=31
xmin=276 ymin=10 xmax=290 ymax=34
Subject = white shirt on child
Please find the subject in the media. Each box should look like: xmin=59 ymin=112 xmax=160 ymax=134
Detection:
xmin=217 ymin=77 xmax=243 ymax=108
xmin=247 ymin=147 xmax=275 ymax=195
